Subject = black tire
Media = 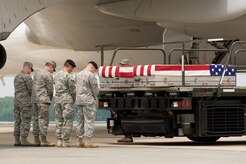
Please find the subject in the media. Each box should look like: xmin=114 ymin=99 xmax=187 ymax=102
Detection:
xmin=187 ymin=136 xmax=220 ymax=143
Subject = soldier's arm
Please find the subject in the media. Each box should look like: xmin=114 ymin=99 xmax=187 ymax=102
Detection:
xmin=25 ymin=75 xmax=33 ymax=94
xmin=89 ymin=74 xmax=99 ymax=100
xmin=46 ymin=74 xmax=54 ymax=101
xmin=68 ymin=74 xmax=76 ymax=101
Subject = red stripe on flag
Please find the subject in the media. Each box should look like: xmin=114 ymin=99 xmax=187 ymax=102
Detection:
xmin=133 ymin=66 xmax=137 ymax=76
xmin=115 ymin=66 xmax=120 ymax=77
xmin=155 ymin=65 xmax=210 ymax=71
xmin=147 ymin=65 xmax=151 ymax=76
xmin=140 ymin=65 xmax=144 ymax=76
xmin=108 ymin=66 xmax=113 ymax=78
xmin=102 ymin=66 xmax=106 ymax=77
xmin=155 ymin=65 xmax=182 ymax=71
xmin=185 ymin=65 xmax=209 ymax=70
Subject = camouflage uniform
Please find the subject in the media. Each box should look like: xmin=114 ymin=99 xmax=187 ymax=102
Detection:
xmin=75 ymin=69 xmax=99 ymax=138
xmin=54 ymin=70 xmax=76 ymax=140
xmin=14 ymin=71 xmax=33 ymax=138
xmin=32 ymin=69 xmax=54 ymax=137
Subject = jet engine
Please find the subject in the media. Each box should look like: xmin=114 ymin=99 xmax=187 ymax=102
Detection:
xmin=0 ymin=44 xmax=7 ymax=69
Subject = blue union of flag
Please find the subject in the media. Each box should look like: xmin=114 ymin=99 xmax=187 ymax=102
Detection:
xmin=209 ymin=64 xmax=236 ymax=76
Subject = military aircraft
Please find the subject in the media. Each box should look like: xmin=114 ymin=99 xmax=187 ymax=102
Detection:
xmin=1 ymin=0 xmax=246 ymax=75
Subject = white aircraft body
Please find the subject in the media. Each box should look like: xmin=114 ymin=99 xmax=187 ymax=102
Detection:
xmin=1 ymin=0 xmax=246 ymax=76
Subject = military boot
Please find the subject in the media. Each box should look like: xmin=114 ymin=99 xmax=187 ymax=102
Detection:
xmin=56 ymin=139 xmax=62 ymax=147
xmin=14 ymin=136 xmax=21 ymax=146
xmin=76 ymin=138 xmax=84 ymax=148
xmin=117 ymin=136 xmax=133 ymax=143
xmin=20 ymin=136 xmax=32 ymax=146
xmin=41 ymin=136 xmax=55 ymax=146
xmin=62 ymin=139 xmax=71 ymax=148
xmin=34 ymin=136 xmax=41 ymax=146
xmin=84 ymin=137 xmax=99 ymax=148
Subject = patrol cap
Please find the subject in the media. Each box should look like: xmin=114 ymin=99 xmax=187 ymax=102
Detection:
xmin=119 ymin=59 xmax=129 ymax=65
xmin=65 ymin=59 xmax=76 ymax=68
xmin=23 ymin=62 xmax=34 ymax=72
xmin=46 ymin=61 xmax=56 ymax=71
xmin=88 ymin=61 xmax=98 ymax=69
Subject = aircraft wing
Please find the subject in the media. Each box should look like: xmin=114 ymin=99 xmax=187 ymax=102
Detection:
xmin=0 ymin=0 xmax=63 ymax=40
xmin=24 ymin=0 xmax=164 ymax=51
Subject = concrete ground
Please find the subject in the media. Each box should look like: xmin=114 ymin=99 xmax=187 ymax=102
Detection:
xmin=1 ymin=123 xmax=246 ymax=164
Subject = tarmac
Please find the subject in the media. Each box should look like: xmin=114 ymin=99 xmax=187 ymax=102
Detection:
xmin=1 ymin=123 xmax=246 ymax=164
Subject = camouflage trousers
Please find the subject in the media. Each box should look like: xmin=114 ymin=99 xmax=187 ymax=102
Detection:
xmin=76 ymin=104 xmax=96 ymax=138
xmin=32 ymin=103 xmax=50 ymax=137
xmin=13 ymin=105 xmax=32 ymax=137
xmin=54 ymin=102 xmax=74 ymax=140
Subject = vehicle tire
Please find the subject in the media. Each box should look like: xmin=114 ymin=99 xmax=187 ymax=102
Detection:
xmin=187 ymin=136 xmax=220 ymax=143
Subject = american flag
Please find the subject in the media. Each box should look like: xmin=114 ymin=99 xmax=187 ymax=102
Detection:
xmin=99 ymin=64 xmax=236 ymax=78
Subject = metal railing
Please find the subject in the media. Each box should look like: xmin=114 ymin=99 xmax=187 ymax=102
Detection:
xmin=169 ymin=48 xmax=228 ymax=64
xmin=234 ymin=49 xmax=246 ymax=64
xmin=109 ymin=47 xmax=166 ymax=66
xmin=218 ymin=41 xmax=246 ymax=96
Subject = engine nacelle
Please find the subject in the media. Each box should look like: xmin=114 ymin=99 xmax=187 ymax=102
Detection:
xmin=0 ymin=44 xmax=7 ymax=69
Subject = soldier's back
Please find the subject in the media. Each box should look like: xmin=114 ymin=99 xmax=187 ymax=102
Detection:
xmin=32 ymin=69 xmax=53 ymax=103
xmin=14 ymin=72 xmax=32 ymax=106
xmin=54 ymin=70 xmax=74 ymax=103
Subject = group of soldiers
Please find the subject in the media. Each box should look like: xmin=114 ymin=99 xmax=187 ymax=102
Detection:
xmin=13 ymin=59 xmax=99 ymax=148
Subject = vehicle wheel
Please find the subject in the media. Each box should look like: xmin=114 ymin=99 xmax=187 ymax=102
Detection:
xmin=187 ymin=136 xmax=220 ymax=143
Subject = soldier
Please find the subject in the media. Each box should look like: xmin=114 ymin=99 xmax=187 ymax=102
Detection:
xmin=119 ymin=58 xmax=129 ymax=66
xmin=75 ymin=61 xmax=99 ymax=148
xmin=54 ymin=59 xmax=76 ymax=147
xmin=13 ymin=62 xmax=34 ymax=146
xmin=117 ymin=59 xmax=134 ymax=143
xmin=32 ymin=61 xmax=56 ymax=146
